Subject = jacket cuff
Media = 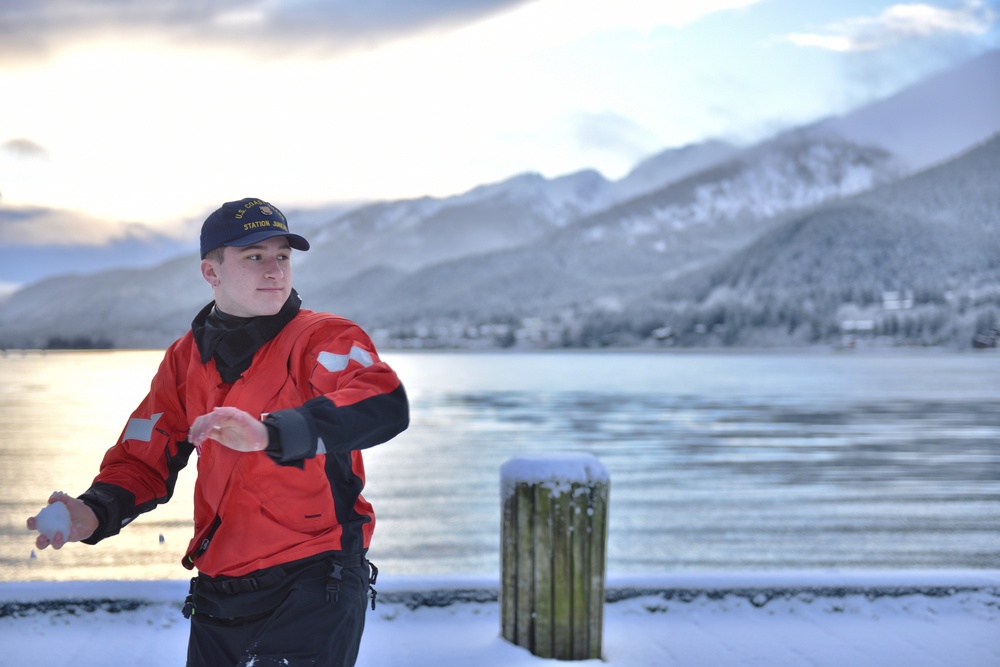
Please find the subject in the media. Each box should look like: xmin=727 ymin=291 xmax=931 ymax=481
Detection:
xmin=77 ymin=482 xmax=137 ymax=544
xmin=263 ymin=408 xmax=315 ymax=467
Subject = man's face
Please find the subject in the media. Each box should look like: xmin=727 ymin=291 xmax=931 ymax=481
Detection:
xmin=201 ymin=236 xmax=294 ymax=317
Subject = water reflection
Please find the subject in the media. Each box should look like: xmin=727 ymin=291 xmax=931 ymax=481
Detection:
xmin=1 ymin=350 xmax=998 ymax=580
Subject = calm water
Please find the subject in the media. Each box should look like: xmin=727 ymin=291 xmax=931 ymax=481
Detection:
xmin=1 ymin=349 xmax=998 ymax=581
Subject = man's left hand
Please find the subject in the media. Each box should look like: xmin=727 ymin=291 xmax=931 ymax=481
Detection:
xmin=190 ymin=406 xmax=268 ymax=452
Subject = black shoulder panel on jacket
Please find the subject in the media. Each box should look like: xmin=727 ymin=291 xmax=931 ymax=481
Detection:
xmin=305 ymin=383 xmax=410 ymax=454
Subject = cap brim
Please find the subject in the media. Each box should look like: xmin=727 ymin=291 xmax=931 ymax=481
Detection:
xmin=226 ymin=230 xmax=310 ymax=251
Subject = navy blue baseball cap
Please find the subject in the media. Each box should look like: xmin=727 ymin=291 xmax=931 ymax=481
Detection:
xmin=200 ymin=197 xmax=310 ymax=258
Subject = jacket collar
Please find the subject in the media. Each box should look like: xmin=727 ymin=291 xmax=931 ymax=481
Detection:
xmin=191 ymin=289 xmax=302 ymax=383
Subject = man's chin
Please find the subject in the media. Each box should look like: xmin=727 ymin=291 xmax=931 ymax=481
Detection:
xmin=247 ymin=291 xmax=289 ymax=317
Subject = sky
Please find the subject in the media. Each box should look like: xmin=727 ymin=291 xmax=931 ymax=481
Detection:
xmin=0 ymin=0 xmax=998 ymax=243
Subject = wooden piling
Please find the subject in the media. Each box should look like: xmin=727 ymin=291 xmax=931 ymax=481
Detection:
xmin=500 ymin=453 xmax=609 ymax=661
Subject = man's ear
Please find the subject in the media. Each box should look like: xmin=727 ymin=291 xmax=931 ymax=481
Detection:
xmin=201 ymin=259 xmax=220 ymax=287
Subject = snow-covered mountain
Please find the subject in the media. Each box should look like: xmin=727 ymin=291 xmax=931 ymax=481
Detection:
xmin=610 ymin=139 xmax=741 ymax=202
xmin=569 ymin=137 xmax=899 ymax=243
xmin=1 ymin=50 xmax=998 ymax=349
xmin=303 ymin=133 xmax=997 ymax=347
xmin=296 ymin=169 xmax=616 ymax=283
xmin=669 ymin=133 xmax=1000 ymax=347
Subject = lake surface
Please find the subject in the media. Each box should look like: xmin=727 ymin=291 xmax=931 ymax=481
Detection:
xmin=1 ymin=349 xmax=998 ymax=581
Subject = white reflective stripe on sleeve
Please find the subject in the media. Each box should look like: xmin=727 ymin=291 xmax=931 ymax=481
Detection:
xmin=121 ymin=412 xmax=164 ymax=443
xmin=317 ymin=346 xmax=374 ymax=372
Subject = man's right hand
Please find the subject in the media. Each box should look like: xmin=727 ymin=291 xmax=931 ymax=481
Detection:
xmin=26 ymin=492 xmax=98 ymax=550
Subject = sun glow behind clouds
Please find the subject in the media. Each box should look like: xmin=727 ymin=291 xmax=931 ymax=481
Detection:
xmin=1 ymin=40 xmax=263 ymax=224
xmin=0 ymin=0 xmax=765 ymax=225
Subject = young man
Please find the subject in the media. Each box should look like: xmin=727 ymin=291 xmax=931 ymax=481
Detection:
xmin=27 ymin=197 xmax=409 ymax=667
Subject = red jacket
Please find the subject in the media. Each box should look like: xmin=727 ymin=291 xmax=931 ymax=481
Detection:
xmin=80 ymin=310 xmax=408 ymax=577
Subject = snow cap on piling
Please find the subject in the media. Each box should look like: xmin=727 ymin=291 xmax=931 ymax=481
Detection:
xmin=501 ymin=453 xmax=608 ymax=498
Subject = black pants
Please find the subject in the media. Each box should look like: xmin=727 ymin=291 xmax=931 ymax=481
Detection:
xmin=186 ymin=553 xmax=371 ymax=667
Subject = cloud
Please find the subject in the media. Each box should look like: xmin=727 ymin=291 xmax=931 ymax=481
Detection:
xmin=0 ymin=0 xmax=533 ymax=62
xmin=785 ymin=1 xmax=997 ymax=52
xmin=569 ymin=111 xmax=662 ymax=164
xmin=1 ymin=138 xmax=47 ymax=158
xmin=0 ymin=205 xmax=131 ymax=246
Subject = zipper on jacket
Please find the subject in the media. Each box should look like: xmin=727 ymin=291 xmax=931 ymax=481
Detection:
xmin=186 ymin=514 xmax=222 ymax=566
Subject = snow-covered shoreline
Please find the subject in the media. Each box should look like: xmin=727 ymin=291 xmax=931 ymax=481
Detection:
xmin=4 ymin=569 xmax=1000 ymax=605
xmin=2 ymin=571 xmax=998 ymax=667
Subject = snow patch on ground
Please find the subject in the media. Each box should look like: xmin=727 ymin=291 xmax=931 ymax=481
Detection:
xmin=1 ymin=572 xmax=997 ymax=666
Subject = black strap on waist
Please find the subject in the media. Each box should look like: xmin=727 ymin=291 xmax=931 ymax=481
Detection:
xmin=183 ymin=553 xmax=373 ymax=618
xmin=198 ymin=552 xmax=367 ymax=595
xmin=198 ymin=564 xmax=286 ymax=595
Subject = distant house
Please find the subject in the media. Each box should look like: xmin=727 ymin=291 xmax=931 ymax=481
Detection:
xmin=882 ymin=290 xmax=914 ymax=310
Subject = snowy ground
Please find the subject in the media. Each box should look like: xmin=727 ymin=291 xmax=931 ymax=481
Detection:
xmin=1 ymin=571 xmax=998 ymax=667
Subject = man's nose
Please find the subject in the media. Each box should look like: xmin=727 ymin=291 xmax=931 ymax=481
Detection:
xmin=263 ymin=258 xmax=284 ymax=278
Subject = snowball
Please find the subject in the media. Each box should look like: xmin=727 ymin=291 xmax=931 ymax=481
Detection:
xmin=35 ymin=502 xmax=72 ymax=542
